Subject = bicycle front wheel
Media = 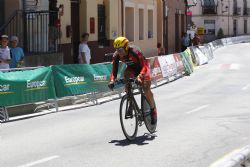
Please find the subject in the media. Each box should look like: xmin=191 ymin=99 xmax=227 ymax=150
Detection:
xmin=120 ymin=95 xmax=138 ymax=141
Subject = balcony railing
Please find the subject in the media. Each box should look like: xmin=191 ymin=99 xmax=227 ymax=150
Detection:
xmin=233 ymin=7 xmax=241 ymax=15
xmin=0 ymin=10 xmax=61 ymax=54
xmin=201 ymin=0 xmax=218 ymax=15
xmin=243 ymin=8 xmax=250 ymax=15
xmin=202 ymin=6 xmax=218 ymax=14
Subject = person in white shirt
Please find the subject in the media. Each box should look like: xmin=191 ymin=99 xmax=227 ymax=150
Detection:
xmin=0 ymin=35 xmax=11 ymax=69
xmin=79 ymin=33 xmax=91 ymax=64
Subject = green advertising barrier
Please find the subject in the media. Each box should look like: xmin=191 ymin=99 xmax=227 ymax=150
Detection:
xmin=0 ymin=67 xmax=56 ymax=106
xmin=180 ymin=51 xmax=194 ymax=75
xmin=52 ymin=63 xmax=126 ymax=98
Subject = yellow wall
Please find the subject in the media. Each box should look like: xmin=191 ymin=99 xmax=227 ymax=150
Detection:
xmin=57 ymin=0 xmax=71 ymax=44
xmin=109 ymin=0 xmax=121 ymax=40
xmin=61 ymin=0 xmax=158 ymax=57
xmin=123 ymin=0 xmax=158 ymax=57
xmin=79 ymin=0 xmax=98 ymax=41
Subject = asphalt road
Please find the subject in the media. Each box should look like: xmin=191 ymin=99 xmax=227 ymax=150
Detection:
xmin=1 ymin=43 xmax=250 ymax=167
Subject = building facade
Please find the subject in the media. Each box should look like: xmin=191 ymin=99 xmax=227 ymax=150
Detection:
xmin=0 ymin=0 xmax=188 ymax=65
xmin=189 ymin=0 xmax=250 ymax=42
xmin=165 ymin=0 xmax=187 ymax=53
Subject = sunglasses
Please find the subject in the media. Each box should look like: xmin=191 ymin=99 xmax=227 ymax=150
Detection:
xmin=116 ymin=47 xmax=125 ymax=53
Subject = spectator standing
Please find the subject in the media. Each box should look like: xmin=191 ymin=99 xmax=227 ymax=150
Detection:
xmin=157 ymin=42 xmax=165 ymax=56
xmin=188 ymin=34 xmax=192 ymax=46
xmin=9 ymin=36 xmax=25 ymax=68
xmin=0 ymin=35 xmax=11 ymax=69
xmin=181 ymin=33 xmax=190 ymax=52
xmin=192 ymin=33 xmax=201 ymax=47
xmin=79 ymin=33 xmax=91 ymax=64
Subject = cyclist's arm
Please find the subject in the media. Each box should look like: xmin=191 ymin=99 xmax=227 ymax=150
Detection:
xmin=138 ymin=53 xmax=150 ymax=77
xmin=110 ymin=52 xmax=119 ymax=81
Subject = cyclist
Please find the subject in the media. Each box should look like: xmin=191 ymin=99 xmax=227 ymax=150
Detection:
xmin=108 ymin=36 xmax=157 ymax=124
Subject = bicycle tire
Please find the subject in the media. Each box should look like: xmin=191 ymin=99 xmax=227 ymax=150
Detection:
xmin=142 ymin=95 xmax=157 ymax=133
xmin=119 ymin=95 xmax=138 ymax=141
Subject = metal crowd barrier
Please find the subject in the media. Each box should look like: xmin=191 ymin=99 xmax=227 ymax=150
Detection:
xmin=1 ymin=35 xmax=250 ymax=122
xmin=0 ymin=66 xmax=58 ymax=122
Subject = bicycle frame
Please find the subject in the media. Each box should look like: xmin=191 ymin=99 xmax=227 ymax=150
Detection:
xmin=125 ymin=82 xmax=144 ymax=123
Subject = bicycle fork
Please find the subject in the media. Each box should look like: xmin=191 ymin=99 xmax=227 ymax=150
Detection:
xmin=126 ymin=96 xmax=144 ymax=126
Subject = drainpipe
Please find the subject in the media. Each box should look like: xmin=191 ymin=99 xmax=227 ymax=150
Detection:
xmin=121 ymin=0 xmax=124 ymax=36
xmin=162 ymin=0 xmax=167 ymax=53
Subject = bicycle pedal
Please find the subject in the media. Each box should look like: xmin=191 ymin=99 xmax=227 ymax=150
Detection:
xmin=125 ymin=115 xmax=133 ymax=119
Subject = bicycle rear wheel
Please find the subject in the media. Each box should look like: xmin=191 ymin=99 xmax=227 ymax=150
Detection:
xmin=120 ymin=95 xmax=138 ymax=141
xmin=142 ymin=95 xmax=157 ymax=133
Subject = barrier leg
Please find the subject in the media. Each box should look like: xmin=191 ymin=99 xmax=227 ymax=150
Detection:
xmin=90 ymin=92 xmax=99 ymax=105
xmin=50 ymin=99 xmax=59 ymax=112
xmin=0 ymin=106 xmax=9 ymax=122
xmin=118 ymin=91 xmax=122 ymax=98
xmin=4 ymin=107 xmax=9 ymax=121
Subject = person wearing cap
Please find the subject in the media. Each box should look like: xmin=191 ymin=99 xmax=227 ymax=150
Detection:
xmin=0 ymin=35 xmax=11 ymax=69
xmin=9 ymin=36 xmax=24 ymax=68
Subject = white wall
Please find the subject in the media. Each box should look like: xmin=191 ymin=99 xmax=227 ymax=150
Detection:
xmin=190 ymin=0 xmax=250 ymax=36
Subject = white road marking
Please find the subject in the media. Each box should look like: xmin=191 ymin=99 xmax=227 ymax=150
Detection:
xmin=242 ymin=84 xmax=250 ymax=91
xmin=18 ymin=156 xmax=59 ymax=167
xmin=186 ymin=105 xmax=209 ymax=114
xmin=229 ymin=63 xmax=241 ymax=70
xmin=214 ymin=64 xmax=241 ymax=70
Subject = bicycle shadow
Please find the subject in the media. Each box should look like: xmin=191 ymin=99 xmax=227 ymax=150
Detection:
xmin=109 ymin=133 xmax=157 ymax=146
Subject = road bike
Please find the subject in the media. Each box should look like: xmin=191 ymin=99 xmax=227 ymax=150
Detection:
xmin=112 ymin=78 xmax=157 ymax=141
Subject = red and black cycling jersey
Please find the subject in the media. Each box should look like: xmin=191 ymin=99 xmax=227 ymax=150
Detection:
xmin=110 ymin=46 xmax=150 ymax=81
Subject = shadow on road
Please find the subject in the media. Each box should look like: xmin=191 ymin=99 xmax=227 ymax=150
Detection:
xmin=109 ymin=133 xmax=157 ymax=146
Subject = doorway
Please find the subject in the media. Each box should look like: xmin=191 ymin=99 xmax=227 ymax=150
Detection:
xmin=0 ymin=0 xmax=5 ymax=31
xmin=175 ymin=14 xmax=180 ymax=52
xmin=164 ymin=16 xmax=168 ymax=54
xmin=233 ymin=19 xmax=237 ymax=36
xmin=71 ymin=0 xmax=80 ymax=63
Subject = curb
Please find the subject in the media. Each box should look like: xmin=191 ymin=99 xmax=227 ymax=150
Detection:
xmin=210 ymin=146 xmax=250 ymax=167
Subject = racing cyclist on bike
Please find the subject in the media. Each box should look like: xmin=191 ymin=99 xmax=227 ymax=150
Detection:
xmin=108 ymin=36 xmax=157 ymax=124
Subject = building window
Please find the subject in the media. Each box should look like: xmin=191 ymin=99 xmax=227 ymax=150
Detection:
xmin=243 ymin=0 xmax=248 ymax=15
xmin=204 ymin=20 xmax=215 ymax=35
xmin=233 ymin=0 xmax=241 ymax=15
xmin=244 ymin=20 xmax=247 ymax=34
xmin=139 ymin=8 xmax=144 ymax=40
xmin=148 ymin=9 xmax=153 ymax=38
xmin=125 ymin=7 xmax=134 ymax=41
xmin=98 ymin=4 xmax=106 ymax=46
xmin=201 ymin=0 xmax=218 ymax=14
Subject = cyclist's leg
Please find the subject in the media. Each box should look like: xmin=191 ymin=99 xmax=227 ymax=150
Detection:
xmin=124 ymin=68 xmax=136 ymax=117
xmin=124 ymin=67 xmax=136 ymax=92
xmin=142 ymin=80 xmax=156 ymax=109
xmin=142 ymin=79 xmax=157 ymax=124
